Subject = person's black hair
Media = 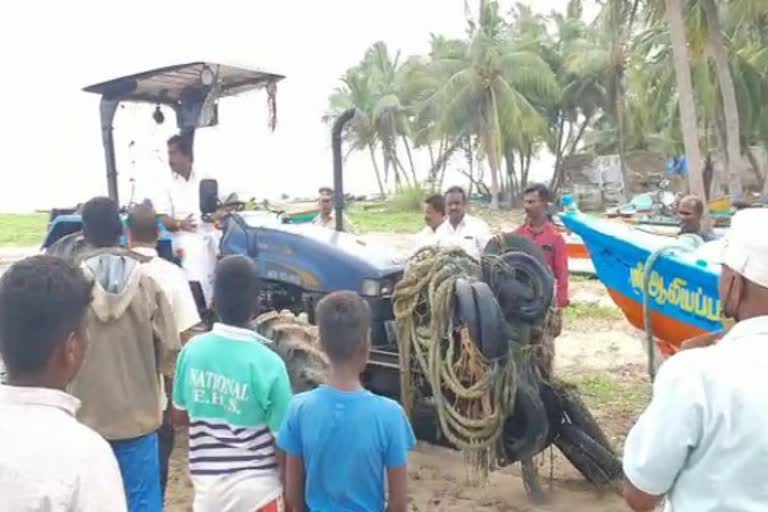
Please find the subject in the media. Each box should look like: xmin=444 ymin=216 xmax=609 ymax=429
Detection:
xmin=318 ymin=187 xmax=334 ymax=196
xmin=0 ymin=255 xmax=92 ymax=376
xmin=315 ymin=291 xmax=371 ymax=363
xmin=523 ymin=183 xmax=551 ymax=202
xmin=424 ymin=194 xmax=446 ymax=215
xmin=126 ymin=204 xmax=159 ymax=245
xmin=682 ymin=195 xmax=705 ymax=216
xmin=167 ymin=134 xmax=194 ymax=161
xmin=214 ymin=255 xmax=259 ymax=326
xmin=82 ymin=196 xmax=122 ymax=248
xmin=444 ymin=186 xmax=467 ymax=202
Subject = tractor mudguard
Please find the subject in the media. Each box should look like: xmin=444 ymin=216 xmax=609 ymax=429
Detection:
xmin=470 ymin=281 xmax=508 ymax=361
xmin=454 ymin=277 xmax=480 ymax=348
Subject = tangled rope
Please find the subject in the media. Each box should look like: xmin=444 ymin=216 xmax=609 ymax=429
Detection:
xmin=393 ymin=247 xmax=517 ymax=475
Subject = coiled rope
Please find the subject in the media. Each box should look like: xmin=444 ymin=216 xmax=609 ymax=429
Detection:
xmin=393 ymin=247 xmax=517 ymax=475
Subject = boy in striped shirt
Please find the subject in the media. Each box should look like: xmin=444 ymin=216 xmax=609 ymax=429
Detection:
xmin=173 ymin=255 xmax=292 ymax=512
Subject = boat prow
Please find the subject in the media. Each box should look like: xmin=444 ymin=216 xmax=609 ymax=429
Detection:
xmin=560 ymin=212 xmax=723 ymax=354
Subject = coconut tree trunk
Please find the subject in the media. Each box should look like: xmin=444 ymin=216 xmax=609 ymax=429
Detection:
xmin=665 ymin=0 xmax=707 ymax=199
xmin=486 ymin=140 xmax=501 ymax=209
xmin=401 ymin=135 xmax=419 ymax=185
xmin=368 ymin=143 xmax=386 ymax=197
xmin=615 ymin=82 xmax=629 ymax=197
xmin=702 ymin=0 xmax=744 ymax=200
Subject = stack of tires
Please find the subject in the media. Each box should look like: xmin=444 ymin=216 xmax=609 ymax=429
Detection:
xmin=481 ymin=234 xmax=622 ymax=493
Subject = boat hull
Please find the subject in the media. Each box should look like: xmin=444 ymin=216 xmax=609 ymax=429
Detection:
xmin=561 ymin=212 xmax=723 ymax=353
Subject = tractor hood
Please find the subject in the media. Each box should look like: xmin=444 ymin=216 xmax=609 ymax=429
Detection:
xmin=220 ymin=212 xmax=404 ymax=295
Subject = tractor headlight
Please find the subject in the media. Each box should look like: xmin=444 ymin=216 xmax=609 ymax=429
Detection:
xmin=361 ymin=279 xmax=382 ymax=297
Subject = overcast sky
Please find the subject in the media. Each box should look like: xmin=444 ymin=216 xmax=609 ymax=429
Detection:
xmin=0 ymin=0 xmax=598 ymax=212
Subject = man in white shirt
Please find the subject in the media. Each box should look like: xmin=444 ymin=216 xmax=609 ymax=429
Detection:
xmin=154 ymin=134 xmax=219 ymax=307
xmin=403 ymin=194 xmax=446 ymax=261
xmin=435 ymin=186 xmax=492 ymax=259
xmin=312 ymin=186 xmax=357 ymax=233
xmin=0 ymin=255 xmax=127 ymax=512
xmin=127 ymin=204 xmax=202 ymax=500
xmin=623 ymin=207 xmax=768 ymax=512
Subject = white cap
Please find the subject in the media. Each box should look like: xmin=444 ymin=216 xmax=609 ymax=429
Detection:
xmin=718 ymin=208 xmax=768 ymax=288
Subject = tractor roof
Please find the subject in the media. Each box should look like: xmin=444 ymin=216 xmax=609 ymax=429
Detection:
xmin=83 ymin=61 xmax=285 ymax=105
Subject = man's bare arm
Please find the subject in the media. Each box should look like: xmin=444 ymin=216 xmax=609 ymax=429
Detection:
xmin=623 ymin=480 xmax=663 ymax=512
xmin=386 ymin=465 xmax=408 ymax=512
xmin=158 ymin=214 xmax=197 ymax=232
xmin=285 ymin=454 xmax=306 ymax=512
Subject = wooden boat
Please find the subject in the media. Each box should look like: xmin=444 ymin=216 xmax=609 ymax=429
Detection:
xmin=560 ymin=211 xmax=723 ymax=355
xmin=554 ymin=224 xmax=595 ymax=275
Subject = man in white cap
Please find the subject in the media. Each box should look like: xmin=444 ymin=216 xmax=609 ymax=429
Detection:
xmin=622 ymin=207 xmax=768 ymax=511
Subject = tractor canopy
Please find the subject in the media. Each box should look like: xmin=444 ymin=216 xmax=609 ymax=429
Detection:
xmin=83 ymin=62 xmax=285 ymax=205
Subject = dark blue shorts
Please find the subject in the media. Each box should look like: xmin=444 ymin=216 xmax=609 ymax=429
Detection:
xmin=110 ymin=432 xmax=163 ymax=512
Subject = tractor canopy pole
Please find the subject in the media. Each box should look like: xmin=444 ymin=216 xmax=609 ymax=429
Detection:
xmin=99 ymin=97 xmax=121 ymax=205
xmin=332 ymin=108 xmax=356 ymax=232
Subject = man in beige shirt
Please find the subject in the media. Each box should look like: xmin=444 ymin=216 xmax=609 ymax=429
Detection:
xmin=0 ymin=255 xmax=127 ymax=512
xmin=312 ymin=186 xmax=357 ymax=233
xmin=66 ymin=197 xmax=180 ymax=511
xmin=127 ymin=204 xmax=202 ymax=500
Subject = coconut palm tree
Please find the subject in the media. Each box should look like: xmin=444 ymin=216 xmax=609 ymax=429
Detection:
xmin=663 ymin=0 xmax=707 ymax=198
xmin=423 ymin=0 xmax=559 ymax=208
xmin=325 ymin=69 xmax=387 ymax=196
xmin=700 ymin=0 xmax=744 ymax=199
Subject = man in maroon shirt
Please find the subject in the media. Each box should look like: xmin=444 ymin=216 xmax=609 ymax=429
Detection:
xmin=514 ymin=183 xmax=568 ymax=378
xmin=515 ymin=183 xmax=569 ymax=307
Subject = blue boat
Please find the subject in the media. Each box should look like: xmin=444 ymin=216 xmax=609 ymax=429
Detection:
xmin=560 ymin=211 xmax=723 ymax=355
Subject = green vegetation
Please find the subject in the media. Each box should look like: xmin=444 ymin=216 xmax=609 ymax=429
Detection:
xmin=567 ymin=371 xmax=650 ymax=420
xmin=0 ymin=213 xmax=47 ymax=247
xmin=565 ymin=301 xmax=623 ymax=322
xmin=347 ymin=204 xmax=423 ymax=233
xmin=327 ymin=0 xmax=768 ymax=206
xmin=389 ymin=186 xmax=426 ymax=213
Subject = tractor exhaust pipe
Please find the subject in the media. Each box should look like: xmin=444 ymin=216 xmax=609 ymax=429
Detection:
xmin=332 ymin=108 xmax=356 ymax=232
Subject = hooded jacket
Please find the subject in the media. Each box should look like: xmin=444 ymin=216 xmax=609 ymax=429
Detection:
xmin=68 ymin=248 xmax=181 ymax=440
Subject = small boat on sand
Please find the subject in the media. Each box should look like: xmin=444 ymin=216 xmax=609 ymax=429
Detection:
xmin=560 ymin=211 xmax=723 ymax=355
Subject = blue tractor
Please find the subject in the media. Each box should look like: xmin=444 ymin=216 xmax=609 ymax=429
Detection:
xmin=43 ymin=62 xmax=404 ymax=360
xmin=43 ymin=63 xmax=620 ymax=494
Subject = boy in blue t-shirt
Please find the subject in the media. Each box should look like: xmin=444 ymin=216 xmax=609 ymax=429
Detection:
xmin=277 ymin=291 xmax=416 ymax=512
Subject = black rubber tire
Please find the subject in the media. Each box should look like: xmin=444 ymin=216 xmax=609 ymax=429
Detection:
xmin=555 ymin=424 xmax=623 ymax=487
xmin=483 ymin=233 xmax=549 ymax=266
xmin=554 ymin=382 xmax=615 ymax=454
xmin=521 ymin=457 xmax=549 ymax=504
xmin=484 ymin=251 xmax=554 ymax=323
xmin=454 ymin=278 xmax=480 ymax=348
xmin=503 ymin=370 xmax=550 ymax=461
xmin=471 ymin=281 xmax=507 ymax=361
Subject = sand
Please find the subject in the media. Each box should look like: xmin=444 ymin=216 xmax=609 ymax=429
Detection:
xmin=164 ymin=274 xmax=649 ymax=511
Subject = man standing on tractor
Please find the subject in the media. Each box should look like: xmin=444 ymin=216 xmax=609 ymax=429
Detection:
xmin=67 ymin=197 xmax=180 ymax=512
xmin=623 ymin=208 xmax=768 ymax=511
xmin=312 ymin=186 xmax=357 ymax=233
xmin=435 ymin=186 xmax=492 ymax=259
xmin=154 ymin=133 xmax=219 ymax=308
